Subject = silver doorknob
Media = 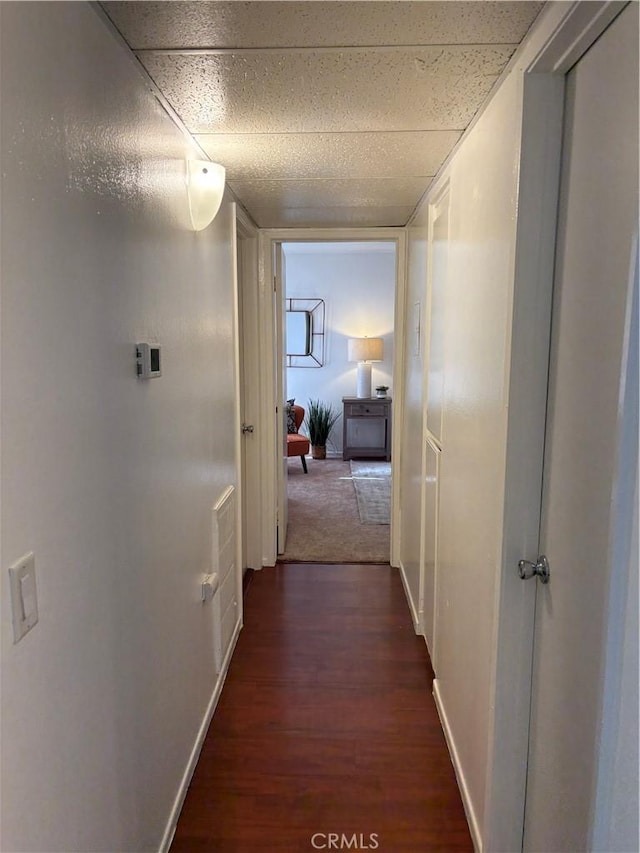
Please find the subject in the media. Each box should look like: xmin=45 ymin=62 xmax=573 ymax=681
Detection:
xmin=241 ymin=423 xmax=254 ymax=434
xmin=518 ymin=555 xmax=550 ymax=584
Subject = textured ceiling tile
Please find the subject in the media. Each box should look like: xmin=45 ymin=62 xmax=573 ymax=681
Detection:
xmin=103 ymin=2 xmax=544 ymax=50
xmin=248 ymin=205 xmax=416 ymax=229
xmin=197 ymin=131 xmax=462 ymax=180
xmin=228 ymin=177 xmax=428 ymax=209
xmin=140 ymin=46 xmax=514 ymax=134
xmin=100 ymin=0 xmax=544 ymax=230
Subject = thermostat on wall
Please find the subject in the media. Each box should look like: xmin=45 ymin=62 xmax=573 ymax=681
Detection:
xmin=136 ymin=343 xmax=162 ymax=379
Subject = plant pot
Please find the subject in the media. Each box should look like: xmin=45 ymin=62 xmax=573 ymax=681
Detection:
xmin=311 ymin=445 xmax=326 ymax=460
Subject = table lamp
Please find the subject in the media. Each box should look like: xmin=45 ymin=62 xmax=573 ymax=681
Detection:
xmin=348 ymin=337 xmax=383 ymax=398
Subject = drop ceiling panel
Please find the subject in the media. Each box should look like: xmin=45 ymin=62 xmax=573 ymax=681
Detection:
xmin=140 ymin=45 xmax=515 ymax=134
xmin=105 ymin=1 xmax=544 ymax=50
xmin=197 ymin=131 xmax=461 ymax=180
xmin=228 ymin=177 xmax=427 ymax=209
xmin=249 ymin=205 xmax=416 ymax=229
xmin=100 ymin=0 xmax=545 ymax=228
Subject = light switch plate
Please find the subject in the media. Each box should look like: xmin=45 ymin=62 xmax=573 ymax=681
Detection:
xmin=9 ymin=552 xmax=38 ymax=643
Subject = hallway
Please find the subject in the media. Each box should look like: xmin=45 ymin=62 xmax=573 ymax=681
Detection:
xmin=170 ymin=564 xmax=472 ymax=852
xmin=2 ymin=4 xmax=637 ymax=851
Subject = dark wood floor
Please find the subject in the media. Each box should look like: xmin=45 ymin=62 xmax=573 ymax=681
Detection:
xmin=171 ymin=564 xmax=473 ymax=852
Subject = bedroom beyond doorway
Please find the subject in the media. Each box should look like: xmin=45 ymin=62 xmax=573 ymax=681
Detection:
xmin=282 ymin=240 xmax=396 ymax=562
xmin=282 ymin=457 xmax=390 ymax=563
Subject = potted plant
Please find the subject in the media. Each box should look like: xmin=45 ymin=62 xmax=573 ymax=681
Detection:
xmin=305 ymin=399 xmax=340 ymax=459
xmin=375 ymin=385 xmax=389 ymax=398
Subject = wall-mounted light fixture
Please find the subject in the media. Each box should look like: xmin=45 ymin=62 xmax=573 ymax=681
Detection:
xmin=348 ymin=337 xmax=383 ymax=398
xmin=186 ymin=159 xmax=225 ymax=231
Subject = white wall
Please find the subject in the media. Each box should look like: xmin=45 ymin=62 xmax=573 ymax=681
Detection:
xmin=283 ymin=242 xmax=395 ymax=454
xmin=1 ymin=4 xmax=237 ymax=851
xmin=431 ymin=71 xmax=522 ymax=842
xmin=401 ymin=9 xmax=555 ymax=847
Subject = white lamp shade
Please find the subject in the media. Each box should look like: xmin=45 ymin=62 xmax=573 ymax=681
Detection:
xmin=186 ymin=159 xmax=225 ymax=231
xmin=347 ymin=337 xmax=384 ymax=363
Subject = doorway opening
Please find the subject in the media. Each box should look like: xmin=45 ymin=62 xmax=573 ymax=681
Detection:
xmin=278 ymin=240 xmax=397 ymax=563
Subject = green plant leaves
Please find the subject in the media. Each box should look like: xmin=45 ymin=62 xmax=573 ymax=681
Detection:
xmin=305 ymin=398 xmax=341 ymax=447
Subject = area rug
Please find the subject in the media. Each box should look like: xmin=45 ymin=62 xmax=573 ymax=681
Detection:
xmin=350 ymin=461 xmax=392 ymax=524
xmin=282 ymin=457 xmax=389 ymax=563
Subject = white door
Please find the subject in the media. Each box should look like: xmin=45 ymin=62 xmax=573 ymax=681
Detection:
xmin=274 ymin=242 xmax=288 ymax=554
xmin=421 ymin=184 xmax=449 ymax=659
xmin=399 ymin=214 xmax=428 ymax=626
xmin=524 ymin=6 xmax=639 ymax=849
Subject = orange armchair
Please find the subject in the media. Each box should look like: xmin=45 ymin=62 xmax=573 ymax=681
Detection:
xmin=287 ymin=404 xmax=310 ymax=473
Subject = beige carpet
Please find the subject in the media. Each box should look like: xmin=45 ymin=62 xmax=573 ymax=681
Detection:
xmin=282 ymin=457 xmax=390 ymax=563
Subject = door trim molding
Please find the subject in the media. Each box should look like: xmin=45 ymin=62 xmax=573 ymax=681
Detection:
xmin=257 ymin=232 xmax=279 ymax=565
xmin=390 ymin=231 xmax=408 ymax=568
xmin=527 ymin=0 xmax=628 ymax=74
xmin=258 ymin=227 xmax=406 ymax=568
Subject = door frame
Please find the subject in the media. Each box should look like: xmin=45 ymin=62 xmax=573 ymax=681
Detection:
xmin=258 ymin=227 xmax=407 ymax=568
xmin=273 ymin=241 xmax=287 ymax=554
xmin=482 ymin=2 xmax=629 ymax=850
xmin=235 ymin=205 xmax=262 ymax=571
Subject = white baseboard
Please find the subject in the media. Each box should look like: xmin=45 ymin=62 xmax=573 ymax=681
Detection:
xmin=421 ymin=624 xmax=434 ymax=665
xmin=433 ymin=679 xmax=483 ymax=853
xmin=398 ymin=560 xmax=421 ymax=635
xmin=159 ymin=617 xmax=242 ymax=853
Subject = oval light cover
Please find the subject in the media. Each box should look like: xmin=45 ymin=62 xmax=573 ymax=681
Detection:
xmin=186 ymin=159 xmax=225 ymax=231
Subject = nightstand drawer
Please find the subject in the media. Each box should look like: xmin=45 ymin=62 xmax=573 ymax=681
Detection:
xmin=345 ymin=402 xmax=387 ymax=417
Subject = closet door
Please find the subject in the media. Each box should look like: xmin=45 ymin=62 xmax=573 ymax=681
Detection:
xmin=421 ymin=185 xmax=449 ymax=653
xmin=425 ymin=187 xmax=449 ymax=444
xmin=422 ymin=436 xmax=440 ymax=659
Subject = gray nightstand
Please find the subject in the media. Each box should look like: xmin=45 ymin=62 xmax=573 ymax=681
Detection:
xmin=342 ymin=397 xmax=392 ymax=461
